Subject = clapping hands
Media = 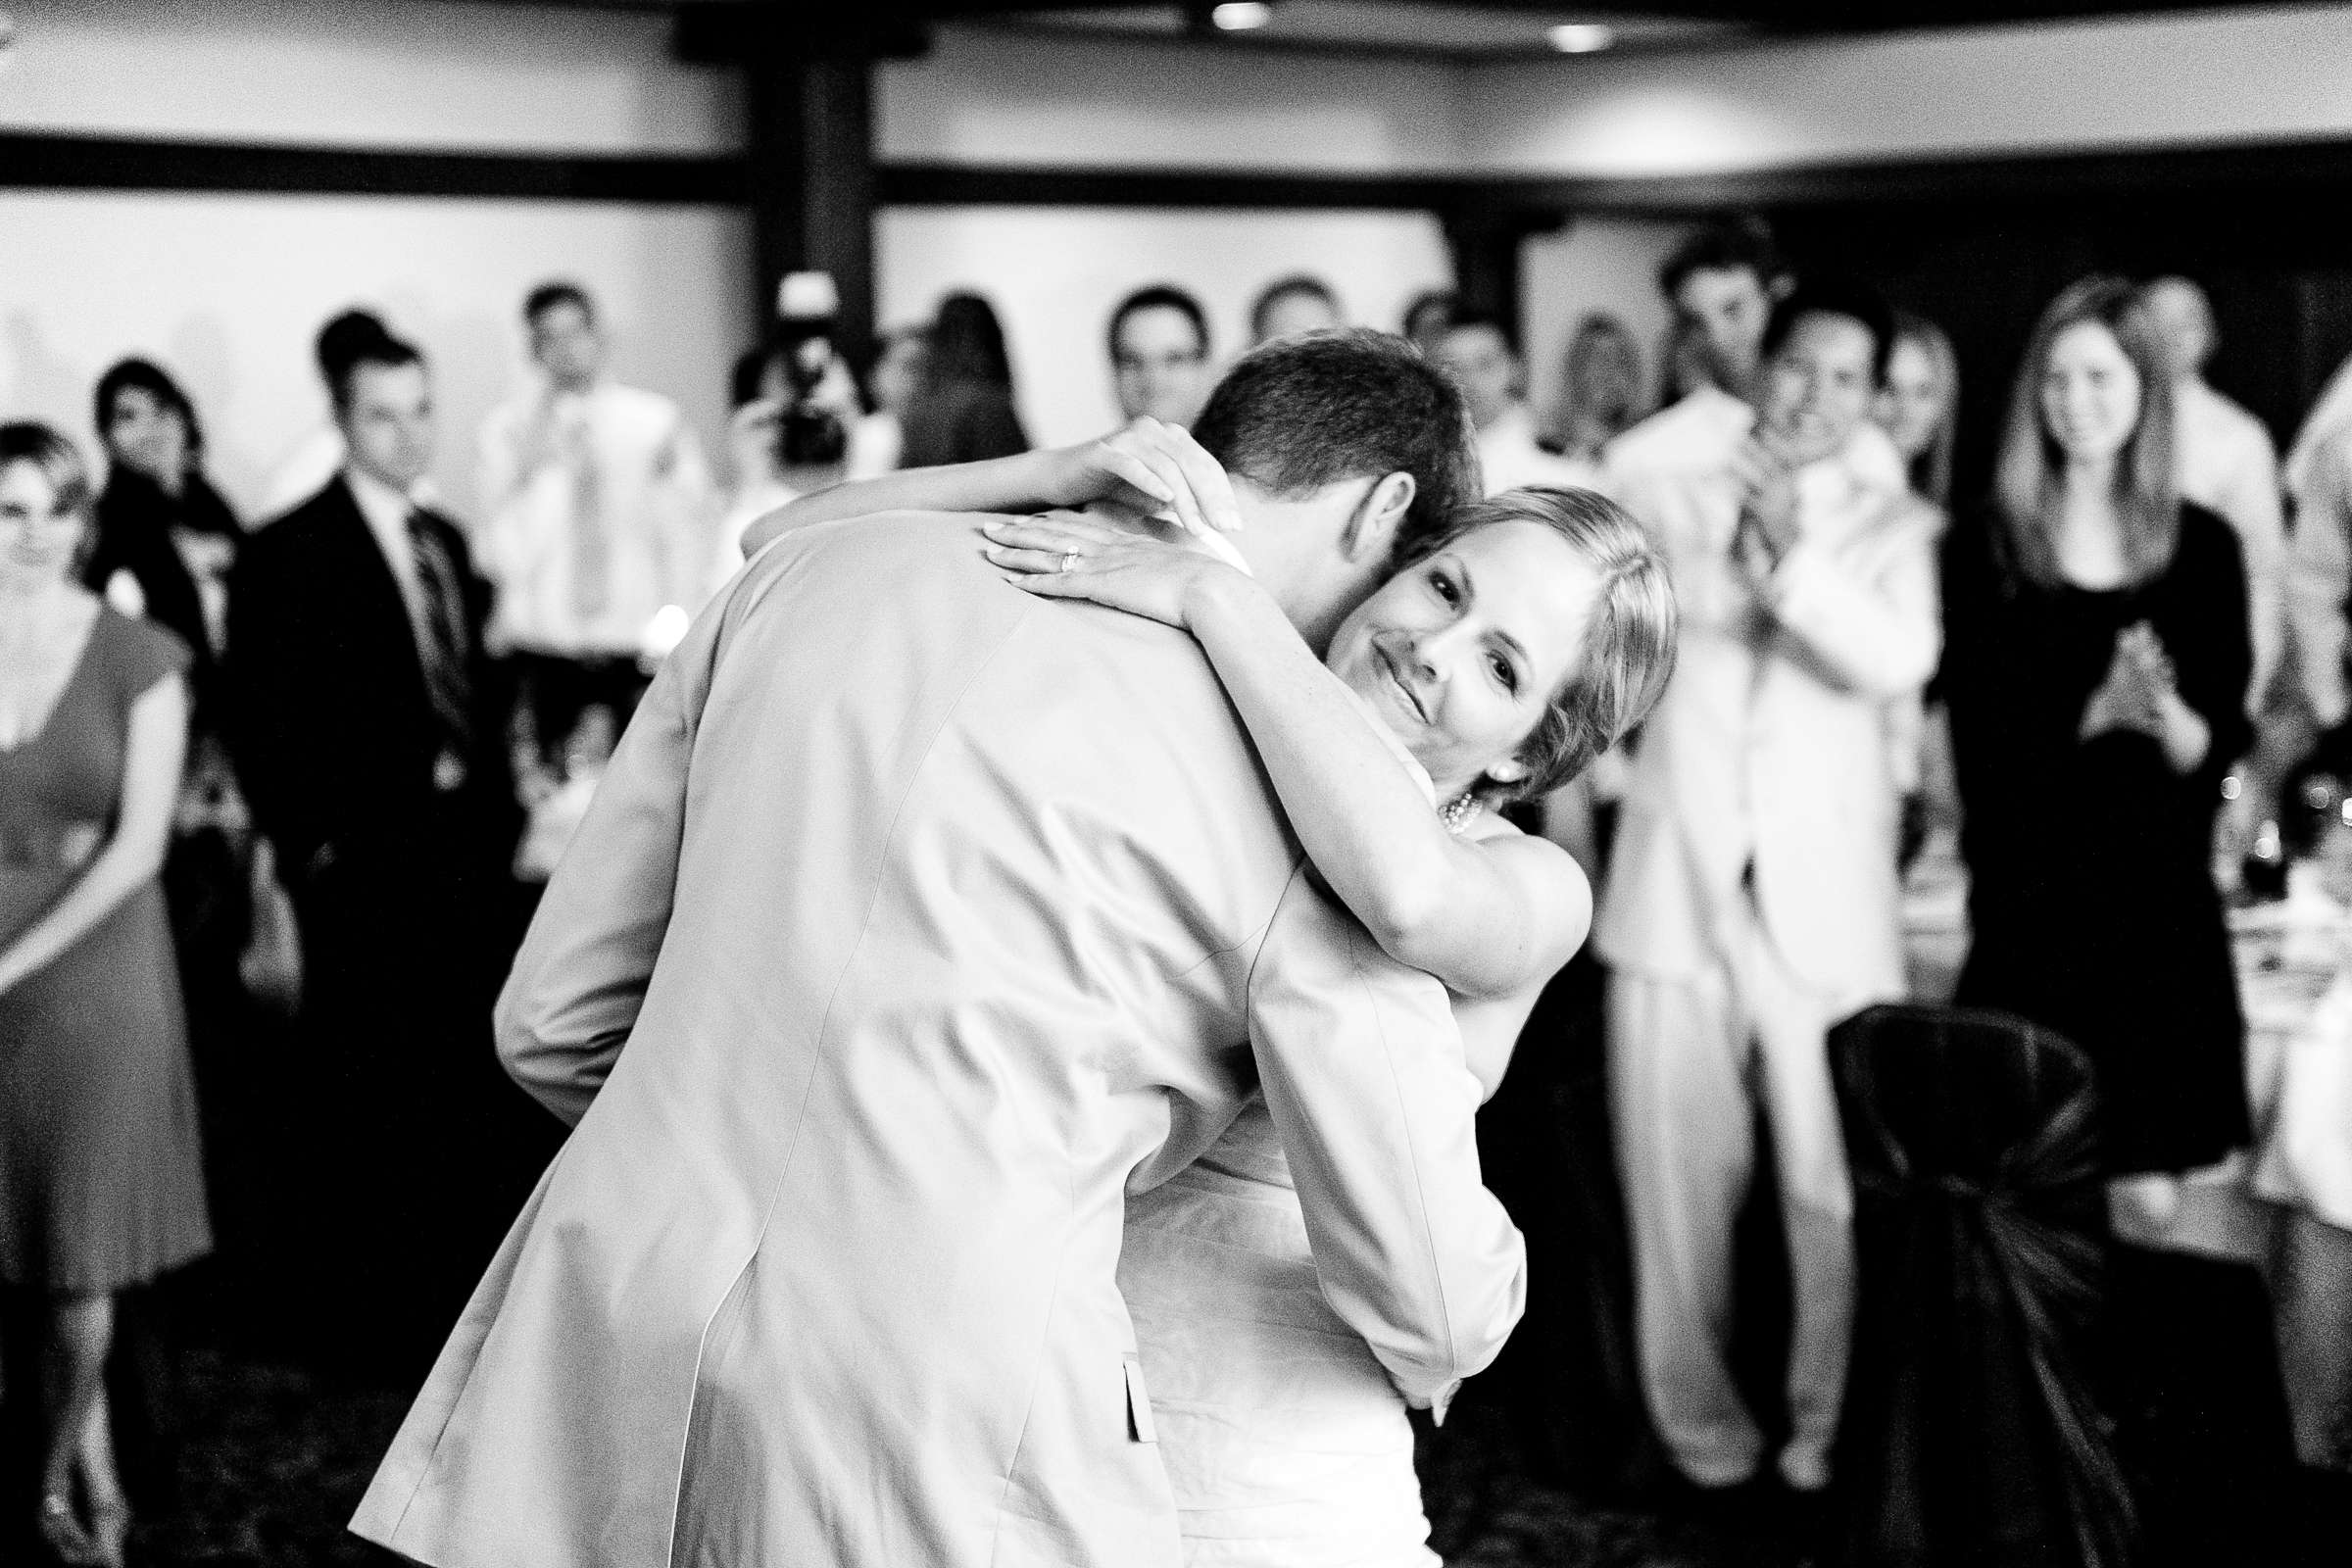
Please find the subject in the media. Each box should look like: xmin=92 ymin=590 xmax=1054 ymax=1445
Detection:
xmin=2081 ymin=620 xmax=2211 ymax=772
xmin=2080 ymin=621 xmax=2176 ymax=740
xmin=1730 ymin=426 xmax=1803 ymax=572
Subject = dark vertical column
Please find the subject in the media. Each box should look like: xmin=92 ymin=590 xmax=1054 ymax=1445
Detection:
xmin=1438 ymin=204 xmax=1568 ymax=346
xmin=743 ymin=49 xmax=877 ymax=363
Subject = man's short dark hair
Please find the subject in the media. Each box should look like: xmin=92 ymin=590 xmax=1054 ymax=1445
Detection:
xmin=315 ymin=309 xmax=395 ymax=387
xmin=1760 ymin=273 xmax=1897 ymax=384
xmin=331 ymin=333 xmax=426 ymax=415
xmin=1191 ymin=326 xmax=1479 ymax=557
xmin=1401 ymin=289 xmax=1456 ymax=341
xmin=524 ymin=280 xmax=595 ymax=327
xmin=1656 ymin=216 xmax=1783 ymax=302
xmin=1106 ymin=285 xmax=1209 ymax=363
xmin=1249 ymin=274 xmax=1341 ymax=343
xmin=1439 ymin=307 xmax=1520 ymax=360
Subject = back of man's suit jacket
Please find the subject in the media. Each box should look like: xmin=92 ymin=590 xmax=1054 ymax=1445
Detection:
xmin=351 ymin=512 xmax=1523 ymax=1568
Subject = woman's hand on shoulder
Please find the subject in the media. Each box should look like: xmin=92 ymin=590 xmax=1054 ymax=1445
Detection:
xmin=1035 ymin=418 xmax=1246 ymax=542
xmin=984 ymin=511 xmax=1255 ymax=631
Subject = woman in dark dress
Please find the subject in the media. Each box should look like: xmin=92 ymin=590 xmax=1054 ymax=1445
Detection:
xmin=88 ymin=363 xmax=268 ymax=1158
xmin=0 ymin=423 xmax=209 ymax=1568
xmin=896 ymin=291 xmax=1030 ymax=468
xmin=1939 ymin=276 xmax=2253 ymax=1213
xmin=84 ymin=360 xmax=241 ymax=689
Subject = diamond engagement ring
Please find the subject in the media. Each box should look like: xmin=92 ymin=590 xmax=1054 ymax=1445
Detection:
xmin=1060 ymin=550 xmax=1081 ymax=574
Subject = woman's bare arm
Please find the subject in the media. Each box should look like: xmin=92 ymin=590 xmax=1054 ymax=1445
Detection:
xmin=992 ymin=514 xmax=1591 ymax=1000
xmin=1186 ymin=576 xmax=1591 ymax=998
xmin=738 ymin=419 xmax=1244 ymax=557
xmin=0 ymin=674 xmax=188 ymax=996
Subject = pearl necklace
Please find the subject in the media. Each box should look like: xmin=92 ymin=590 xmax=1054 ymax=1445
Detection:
xmin=1441 ymin=791 xmax=1483 ymax=835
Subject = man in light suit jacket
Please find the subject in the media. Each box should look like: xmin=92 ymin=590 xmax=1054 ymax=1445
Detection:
xmin=351 ymin=329 xmax=1526 ymax=1568
xmin=1595 ymin=277 xmax=1940 ymax=1504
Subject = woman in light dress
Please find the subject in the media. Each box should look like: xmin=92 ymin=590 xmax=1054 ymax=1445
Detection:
xmin=759 ymin=419 xmax=1677 ymax=1566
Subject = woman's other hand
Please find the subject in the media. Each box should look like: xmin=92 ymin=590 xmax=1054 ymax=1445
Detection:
xmin=2082 ymin=621 xmax=2211 ymax=771
xmin=2080 ymin=633 xmax=2157 ymax=740
xmin=2121 ymin=622 xmax=2211 ymax=772
xmin=981 ymin=512 xmax=1251 ymax=631
xmin=1036 ymin=418 xmax=1246 ymax=542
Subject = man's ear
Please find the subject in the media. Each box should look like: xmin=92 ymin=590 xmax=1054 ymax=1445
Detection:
xmin=1340 ymin=471 xmax=1417 ymax=563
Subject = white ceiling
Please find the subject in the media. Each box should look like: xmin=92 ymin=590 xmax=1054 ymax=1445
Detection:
xmin=991 ymin=3 xmax=1750 ymax=58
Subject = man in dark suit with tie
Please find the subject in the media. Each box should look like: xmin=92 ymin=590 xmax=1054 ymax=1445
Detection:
xmin=227 ymin=330 xmax=534 ymax=1381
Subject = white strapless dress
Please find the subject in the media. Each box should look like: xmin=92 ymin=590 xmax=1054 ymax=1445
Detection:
xmin=1120 ymin=1095 xmax=1442 ymax=1568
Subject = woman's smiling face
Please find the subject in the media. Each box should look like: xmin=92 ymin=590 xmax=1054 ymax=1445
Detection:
xmin=2040 ymin=318 xmax=2143 ymax=467
xmin=1323 ymin=517 xmax=1601 ymax=800
xmin=0 ymin=460 xmax=84 ymax=592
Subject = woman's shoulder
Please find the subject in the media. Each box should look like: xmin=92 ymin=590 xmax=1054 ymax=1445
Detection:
xmin=1462 ymin=809 xmax=1523 ymax=846
xmin=1936 ymin=505 xmax=2014 ymax=593
xmin=1470 ymin=813 xmax=1593 ymax=957
xmin=94 ymin=606 xmax=193 ymax=693
xmin=2162 ymin=501 xmax=2247 ymax=591
xmin=184 ymin=472 xmax=245 ymax=536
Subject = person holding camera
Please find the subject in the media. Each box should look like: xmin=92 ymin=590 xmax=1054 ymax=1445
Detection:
xmin=715 ymin=321 xmax=862 ymax=574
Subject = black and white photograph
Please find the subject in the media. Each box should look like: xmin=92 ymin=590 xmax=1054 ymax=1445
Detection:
xmin=3 ymin=2 xmax=2351 ymax=1565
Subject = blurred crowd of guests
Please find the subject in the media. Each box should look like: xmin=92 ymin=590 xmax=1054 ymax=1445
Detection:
xmin=7 ymin=218 xmax=2352 ymax=1567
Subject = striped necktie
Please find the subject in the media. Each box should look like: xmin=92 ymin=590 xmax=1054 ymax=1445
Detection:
xmin=404 ymin=508 xmax=475 ymax=746
xmin=566 ymin=409 xmax=610 ymax=620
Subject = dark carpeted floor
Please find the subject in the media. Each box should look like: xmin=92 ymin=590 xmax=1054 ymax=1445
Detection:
xmin=5 ymin=944 xmax=2338 ymax=1566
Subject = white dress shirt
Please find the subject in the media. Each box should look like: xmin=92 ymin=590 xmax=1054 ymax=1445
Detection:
xmin=2176 ymin=377 xmax=2285 ymax=710
xmin=475 ymin=378 xmax=716 ymax=660
xmin=1475 ymin=403 xmax=1599 ymax=497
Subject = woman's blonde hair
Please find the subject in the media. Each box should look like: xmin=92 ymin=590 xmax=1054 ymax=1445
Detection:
xmin=0 ymin=421 xmax=95 ymax=517
xmin=1992 ymin=276 xmax=2179 ymax=588
xmin=1888 ymin=311 xmax=1959 ymax=509
xmin=1399 ymin=485 xmax=1678 ymax=804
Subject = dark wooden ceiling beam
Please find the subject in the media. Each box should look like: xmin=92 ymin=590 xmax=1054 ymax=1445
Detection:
xmin=876 ymin=136 xmax=2352 ymax=216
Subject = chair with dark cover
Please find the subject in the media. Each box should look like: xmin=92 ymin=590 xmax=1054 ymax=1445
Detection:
xmin=1829 ymin=1003 xmax=2133 ymax=1568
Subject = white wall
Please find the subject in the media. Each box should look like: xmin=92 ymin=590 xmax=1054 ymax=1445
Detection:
xmin=0 ymin=193 xmax=753 ymax=523
xmin=877 ymin=24 xmax=1471 ymax=172
xmin=0 ymin=0 xmax=742 ymax=152
xmin=1467 ymin=5 xmax=2352 ymax=175
xmin=877 ymin=206 xmax=1454 ymax=447
xmin=0 ymin=1 xmax=750 ymax=525
xmin=15 ymin=1 xmax=2346 ymax=522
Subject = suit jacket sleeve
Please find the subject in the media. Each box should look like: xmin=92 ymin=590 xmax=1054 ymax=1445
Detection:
xmin=2216 ymin=434 xmax=2286 ymax=710
xmin=1763 ymin=499 xmax=1943 ymax=700
xmin=1246 ymin=865 xmax=1527 ymax=1410
xmin=2289 ymin=438 xmax=2352 ymax=727
xmin=224 ymin=534 xmax=335 ymax=869
xmin=493 ymin=594 xmax=718 ymax=1125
